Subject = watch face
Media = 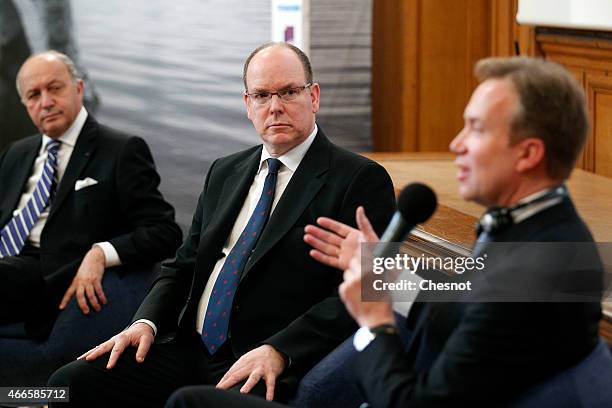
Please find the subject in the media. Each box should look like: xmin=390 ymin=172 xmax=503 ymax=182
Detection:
xmin=353 ymin=326 xmax=376 ymax=352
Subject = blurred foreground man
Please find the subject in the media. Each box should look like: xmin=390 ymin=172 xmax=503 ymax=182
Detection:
xmin=172 ymin=57 xmax=604 ymax=407
xmin=0 ymin=51 xmax=181 ymax=338
xmin=49 ymin=42 xmax=396 ymax=407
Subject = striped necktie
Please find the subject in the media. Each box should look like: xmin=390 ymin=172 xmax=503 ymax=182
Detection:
xmin=0 ymin=139 xmax=60 ymax=257
xmin=201 ymin=158 xmax=282 ymax=354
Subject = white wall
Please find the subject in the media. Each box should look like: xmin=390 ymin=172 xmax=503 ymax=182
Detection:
xmin=517 ymin=0 xmax=612 ymax=31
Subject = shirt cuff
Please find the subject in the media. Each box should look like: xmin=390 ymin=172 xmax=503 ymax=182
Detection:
xmin=94 ymin=242 xmax=122 ymax=267
xmin=353 ymin=327 xmax=375 ymax=352
xmin=132 ymin=319 xmax=157 ymax=336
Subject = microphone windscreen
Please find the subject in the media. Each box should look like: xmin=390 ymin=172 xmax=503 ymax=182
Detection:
xmin=397 ymin=183 xmax=438 ymax=225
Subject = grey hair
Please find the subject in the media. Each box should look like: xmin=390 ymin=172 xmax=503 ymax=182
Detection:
xmin=16 ymin=50 xmax=82 ymax=98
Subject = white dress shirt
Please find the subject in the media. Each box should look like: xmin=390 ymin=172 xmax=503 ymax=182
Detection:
xmin=135 ymin=125 xmax=318 ymax=336
xmin=11 ymin=107 xmax=121 ymax=266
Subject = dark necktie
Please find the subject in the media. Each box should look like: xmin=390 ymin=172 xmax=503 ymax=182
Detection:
xmin=201 ymin=158 xmax=282 ymax=354
xmin=0 ymin=139 xmax=60 ymax=257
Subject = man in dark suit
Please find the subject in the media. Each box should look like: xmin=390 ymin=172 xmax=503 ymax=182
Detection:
xmin=305 ymin=56 xmax=603 ymax=407
xmin=0 ymin=51 xmax=182 ymax=337
xmin=167 ymin=58 xmax=604 ymax=407
xmin=49 ymin=42 xmax=396 ymax=407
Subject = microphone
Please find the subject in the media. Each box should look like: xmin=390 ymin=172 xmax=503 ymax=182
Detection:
xmin=373 ymin=183 xmax=437 ymax=257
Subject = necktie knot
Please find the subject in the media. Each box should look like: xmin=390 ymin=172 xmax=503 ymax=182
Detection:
xmin=266 ymin=158 xmax=282 ymax=175
xmin=46 ymin=139 xmax=60 ymax=154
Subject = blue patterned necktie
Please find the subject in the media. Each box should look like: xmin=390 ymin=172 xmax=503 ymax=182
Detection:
xmin=201 ymin=158 xmax=282 ymax=354
xmin=0 ymin=139 xmax=60 ymax=257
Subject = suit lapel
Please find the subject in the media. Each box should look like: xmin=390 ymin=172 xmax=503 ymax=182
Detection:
xmin=241 ymin=130 xmax=330 ymax=281
xmin=1 ymin=137 xmax=41 ymax=224
xmin=198 ymin=148 xmax=262 ymax=252
xmin=48 ymin=117 xmax=98 ymax=221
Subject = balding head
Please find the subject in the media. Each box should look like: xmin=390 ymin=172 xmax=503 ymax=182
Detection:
xmin=17 ymin=51 xmax=81 ymax=99
xmin=17 ymin=51 xmax=84 ymax=138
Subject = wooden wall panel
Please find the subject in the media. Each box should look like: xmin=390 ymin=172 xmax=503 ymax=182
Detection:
xmin=490 ymin=0 xmax=516 ymax=56
xmin=538 ymin=34 xmax=612 ymax=177
xmin=372 ymin=0 xmax=491 ymax=153
xmin=418 ymin=1 xmax=468 ymax=151
xmin=568 ymin=67 xmax=586 ymax=168
xmin=372 ymin=0 xmax=416 ymax=151
xmin=589 ymin=79 xmax=612 ymax=177
xmin=595 ymin=98 xmax=612 ymax=177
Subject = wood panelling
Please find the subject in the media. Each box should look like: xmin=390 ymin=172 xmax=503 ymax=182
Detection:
xmin=490 ymin=0 xmax=517 ymax=56
xmin=594 ymin=92 xmax=612 ymax=177
xmin=371 ymin=4 xmax=612 ymax=177
xmin=371 ymin=0 xmax=416 ymax=151
xmin=586 ymin=73 xmax=612 ymax=177
xmin=372 ymin=0 xmax=490 ymax=153
xmin=537 ymin=33 xmax=612 ymax=176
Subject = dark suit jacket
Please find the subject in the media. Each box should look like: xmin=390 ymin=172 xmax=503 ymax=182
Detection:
xmin=133 ymin=128 xmax=397 ymax=379
xmin=355 ymin=198 xmax=603 ymax=407
xmin=0 ymin=116 xmax=182 ymax=334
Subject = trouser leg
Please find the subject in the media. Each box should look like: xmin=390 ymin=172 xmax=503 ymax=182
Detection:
xmin=48 ymin=333 xmax=211 ymax=408
xmin=0 ymin=255 xmax=44 ymax=323
xmin=166 ymin=385 xmax=289 ymax=408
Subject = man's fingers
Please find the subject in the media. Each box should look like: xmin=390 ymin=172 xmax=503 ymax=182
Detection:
xmin=59 ymin=285 xmax=76 ymax=310
xmin=304 ymin=225 xmax=344 ymax=248
xmin=94 ymin=281 xmax=108 ymax=305
xmin=82 ymin=340 xmax=114 ymax=361
xmin=217 ymin=358 xmax=254 ymax=390
xmin=135 ymin=334 xmax=153 ymax=363
xmin=78 ymin=345 xmax=99 ymax=360
xmin=315 ymin=217 xmax=353 ymax=237
xmin=106 ymin=337 xmax=128 ymax=369
xmin=308 ymin=249 xmax=339 ymax=269
xmin=85 ymin=284 xmax=101 ymax=312
xmin=264 ymin=374 xmax=276 ymax=401
xmin=217 ymin=367 xmax=244 ymax=390
xmin=239 ymin=372 xmax=261 ymax=395
xmin=303 ymin=232 xmax=339 ymax=257
xmin=75 ymin=286 xmax=90 ymax=314
xmin=355 ymin=207 xmax=378 ymax=241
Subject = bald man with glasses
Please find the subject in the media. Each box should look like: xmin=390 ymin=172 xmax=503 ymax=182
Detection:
xmin=49 ymin=42 xmax=396 ymax=407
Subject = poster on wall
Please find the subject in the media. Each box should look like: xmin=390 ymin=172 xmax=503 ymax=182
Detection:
xmin=271 ymin=0 xmax=309 ymax=54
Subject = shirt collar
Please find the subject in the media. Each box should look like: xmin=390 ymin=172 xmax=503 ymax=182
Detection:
xmin=258 ymin=123 xmax=318 ymax=174
xmin=41 ymin=106 xmax=88 ymax=151
xmin=512 ymin=185 xmax=565 ymax=224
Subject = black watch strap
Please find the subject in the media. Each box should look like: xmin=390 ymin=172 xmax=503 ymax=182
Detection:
xmin=369 ymin=324 xmax=399 ymax=335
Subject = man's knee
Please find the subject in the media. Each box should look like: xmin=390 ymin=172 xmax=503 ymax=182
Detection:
xmin=48 ymin=360 xmax=96 ymax=407
xmin=166 ymin=385 xmax=215 ymax=408
xmin=49 ymin=359 xmax=83 ymax=387
xmin=166 ymin=385 xmax=288 ymax=408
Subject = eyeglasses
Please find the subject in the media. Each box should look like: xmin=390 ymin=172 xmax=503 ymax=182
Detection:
xmin=245 ymin=83 xmax=312 ymax=105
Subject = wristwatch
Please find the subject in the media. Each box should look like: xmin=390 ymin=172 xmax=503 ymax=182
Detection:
xmin=353 ymin=324 xmax=399 ymax=351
